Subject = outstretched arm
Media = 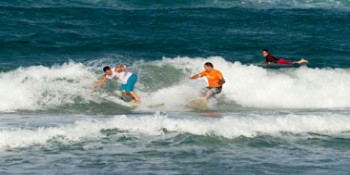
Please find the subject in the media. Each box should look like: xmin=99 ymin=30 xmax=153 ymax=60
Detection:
xmin=91 ymin=76 xmax=107 ymax=93
xmin=189 ymin=73 xmax=202 ymax=80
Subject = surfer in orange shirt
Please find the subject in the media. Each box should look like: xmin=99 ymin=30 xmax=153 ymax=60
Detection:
xmin=189 ymin=62 xmax=225 ymax=101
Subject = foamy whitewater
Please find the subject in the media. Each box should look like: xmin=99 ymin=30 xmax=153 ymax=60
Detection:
xmin=1 ymin=0 xmax=350 ymax=174
xmin=1 ymin=57 xmax=350 ymax=112
xmin=1 ymin=112 xmax=350 ymax=151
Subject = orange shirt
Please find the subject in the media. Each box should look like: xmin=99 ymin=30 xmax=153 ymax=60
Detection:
xmin=199 ymin=69 xmax=224 ymax=88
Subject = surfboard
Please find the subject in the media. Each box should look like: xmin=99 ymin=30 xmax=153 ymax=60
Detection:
xmin=126 ymin=102 xmax=140 ymax=108
xmin=125 ymin=102 xmax=166 ymax=109
xmin=257 ymin=59 xmax=308 ymax=69
xmin=147 ymin=103 xmax=165 ymax=108
xmin=186 ymin=98 xmax=208 ymax=111
xmin=114 ymin=91 xmax=165 ymax=109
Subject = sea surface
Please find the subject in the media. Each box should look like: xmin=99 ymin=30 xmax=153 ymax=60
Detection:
xmin=1 ymin=0 xmax=350 ymax=174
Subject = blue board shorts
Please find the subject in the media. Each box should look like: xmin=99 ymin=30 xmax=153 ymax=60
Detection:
xmin=120 ymin=74 xmax=137 ymax=93
xmin=200 ymin=86 xmax=222 ymax=96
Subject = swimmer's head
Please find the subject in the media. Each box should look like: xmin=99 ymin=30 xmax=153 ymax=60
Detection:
xmin=262 ymin=49 xmax=269 ymax=57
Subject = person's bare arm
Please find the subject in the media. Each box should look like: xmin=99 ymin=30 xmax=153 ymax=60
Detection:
xmin=91 ymin=76 xmax=107 ymax=93
xmin=189 ymin=73 xmax=202 ymax=80
xmin=219 ymin=78 xmax=225 ymax=85
xmin=120 ymin=64 xmax=127 ymax=71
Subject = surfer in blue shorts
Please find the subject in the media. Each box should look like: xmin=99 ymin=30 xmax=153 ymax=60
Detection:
xmin=91 ymin=65 xmax=141 ymax=103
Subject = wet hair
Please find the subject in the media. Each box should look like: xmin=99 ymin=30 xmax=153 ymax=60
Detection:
xmin=263 ymin=49 xmax=269 ymax=53
xmin=204 ymin=62 xmax=214 ymax=68
xmin=103 ymin=66 xmax=111 ymax=72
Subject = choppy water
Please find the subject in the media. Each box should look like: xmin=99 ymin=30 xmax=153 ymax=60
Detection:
xmin=1 ymin=0 xmax=350 ymax=174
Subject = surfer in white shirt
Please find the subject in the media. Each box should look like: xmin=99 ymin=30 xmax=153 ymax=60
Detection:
xmin=91 ymin=65 xmax=141 ymax=104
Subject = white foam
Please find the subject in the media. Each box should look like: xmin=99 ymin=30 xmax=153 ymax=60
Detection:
xmin=143 ymin=56 xmax=350 ymax=109
xmin=1 ymin=57 xmax=350 ymax=112
xmin=0 ymin=62 xmax=98 ymax=112
xmin=1 ymin=113 xmax=350 ymax=150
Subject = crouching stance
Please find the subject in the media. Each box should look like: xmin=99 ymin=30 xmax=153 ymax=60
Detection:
xmin=91 ymin=65 xmax=141 ymax=103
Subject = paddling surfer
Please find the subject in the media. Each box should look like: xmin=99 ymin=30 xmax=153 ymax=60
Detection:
xmin=263 ymin=49 xmax=308 ymax=65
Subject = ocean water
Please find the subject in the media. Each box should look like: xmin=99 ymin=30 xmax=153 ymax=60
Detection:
xmin=1 ymin=0 xmax=350 ymax=174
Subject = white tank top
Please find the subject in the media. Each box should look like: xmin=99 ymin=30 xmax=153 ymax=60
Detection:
xmin=105 ymin=68 xmax=132 ymax=84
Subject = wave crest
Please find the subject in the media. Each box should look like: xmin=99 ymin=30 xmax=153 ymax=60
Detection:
xmin=1 ymin=57 xmax=350 ymax=112
xmin=1 ymin=112 xmax=350 ymax=150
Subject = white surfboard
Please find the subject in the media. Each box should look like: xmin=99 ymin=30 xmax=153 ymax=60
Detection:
xmin=126 ymin=101 xmax=165 ymax=109
xmin=147 ymin=103 xmax=165 ymax=108
xmin=186 ymin=98 xmax=208 ymax=111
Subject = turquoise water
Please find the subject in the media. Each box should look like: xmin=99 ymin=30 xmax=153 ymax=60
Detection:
xmin=1 ymin=0 xmax=350 ymax=174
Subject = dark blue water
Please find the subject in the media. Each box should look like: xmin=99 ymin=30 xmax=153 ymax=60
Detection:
xmin=1 ymin=1 xmax=349 ymax=70
xmin=1 ymin=0 xmax=350 ymax=174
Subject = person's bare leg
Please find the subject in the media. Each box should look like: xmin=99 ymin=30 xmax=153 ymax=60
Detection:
xmin=129 ymin=91 xmax=141 ymax=103
xmin=122 ymin=90 xmax=134 ymax=99
xmin=198 ymin=88 xmax=207 ymax=98
xmin=300 ymin=58 xmax=308 ymax=64
xmin=293 ymin=58 xmax=308 ymax=65
xmin=205 ymin=91 xmax=211 ymax=102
